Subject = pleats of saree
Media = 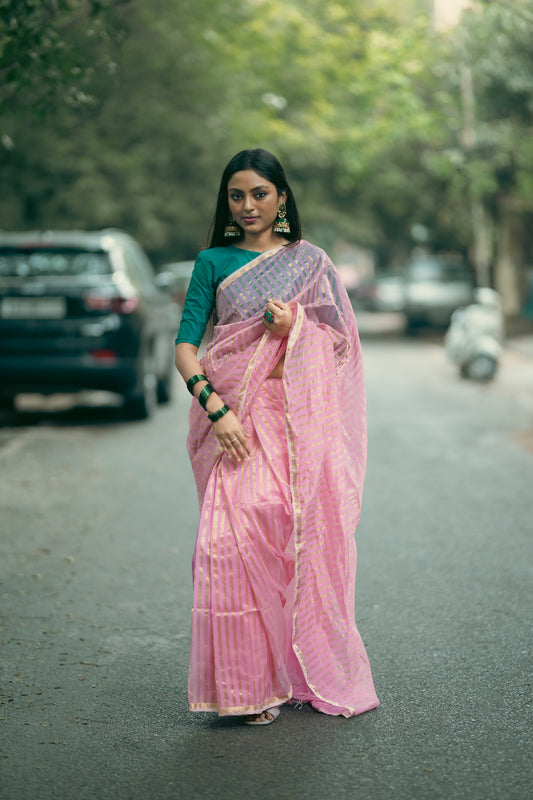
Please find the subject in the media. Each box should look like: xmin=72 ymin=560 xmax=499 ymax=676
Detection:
xmin=189 ymin=378 xmax=296 ymax=714
xmin=188 ymin=377 xmax=377 ymax=717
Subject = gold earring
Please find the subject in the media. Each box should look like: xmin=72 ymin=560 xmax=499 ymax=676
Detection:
xmin=273 ymin=203 xmax=290 ymax=234
xmin=224 ymin=217 xmax=240 ymax=238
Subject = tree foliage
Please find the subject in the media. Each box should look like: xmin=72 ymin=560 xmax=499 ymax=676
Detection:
xmin=0 ymin=0 xmax=122 ymax=113
xmin=1 ymin=0 xmax=532 ymax=292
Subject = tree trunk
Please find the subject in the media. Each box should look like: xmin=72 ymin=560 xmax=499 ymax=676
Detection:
xmin=459 ymin=64 xmax=492 ymax=288
xmin=470 ymin=199 xmax=491 ymax=288
xmin=494 ymin=196 xmax=523 ymax=316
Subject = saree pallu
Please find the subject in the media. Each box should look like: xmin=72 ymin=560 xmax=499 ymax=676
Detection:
xmin=187 ymin=240 xmax=379 ymax=717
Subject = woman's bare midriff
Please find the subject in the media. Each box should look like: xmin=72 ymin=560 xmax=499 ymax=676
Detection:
xmin=268 ymin=355 xmax=285 ymax=378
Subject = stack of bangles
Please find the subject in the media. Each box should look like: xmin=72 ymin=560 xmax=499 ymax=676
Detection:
xmin=186 ymin=374 xmax=230 ymax=423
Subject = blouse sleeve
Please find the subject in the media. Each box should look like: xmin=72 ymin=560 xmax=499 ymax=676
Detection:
xmin=174 ymin=252 xmax=215 ymax=347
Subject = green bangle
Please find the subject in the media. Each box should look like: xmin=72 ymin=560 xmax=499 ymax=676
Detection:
xmin=186 ymin=373 xmax=208 ymax=395
xmin=208 ymin=404 xmax=230 ymax=423
xmin=198 ymin=384 xmax=214 ymax=410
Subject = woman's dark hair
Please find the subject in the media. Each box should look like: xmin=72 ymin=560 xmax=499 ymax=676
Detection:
xmin=209 ymin=148 xmax=301 ymax=248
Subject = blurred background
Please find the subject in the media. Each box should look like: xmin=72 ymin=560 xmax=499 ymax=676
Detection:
xmin=2 ymin=5 xmax=532 ymax=799
xmin=1 ymin=0 xmax=532 ymax=318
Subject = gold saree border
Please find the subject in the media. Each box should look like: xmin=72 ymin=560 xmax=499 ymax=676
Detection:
xmin=189 ymin=693 xmax=291 ymax=716
xmin=217 ymin=245 xmax=290 ymax=414
xmin=235 ymin=333 xmax=268 ymax=414
xmin=216 ymin=243 xmax=287 ymax=297
xmin=283 ymin=302 xmax=359 ymax=718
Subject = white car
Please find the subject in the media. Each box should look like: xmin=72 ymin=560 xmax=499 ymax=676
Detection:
xmin=403 ymin=255 xmax=475 ymax=332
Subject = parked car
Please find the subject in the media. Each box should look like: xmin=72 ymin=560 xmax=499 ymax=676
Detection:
xmin=349 ymin=276 xmax=377 ymax=310
xmin=403 ymin=254 xmax=476 ymax=332
xmin=0 ymin=229 xmax=178 ymax=418
xmin=371 ymin=271 xmax=406 ymax=312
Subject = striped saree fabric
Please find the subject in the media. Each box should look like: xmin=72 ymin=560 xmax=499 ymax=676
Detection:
xmin=186 ymin=240 xmax=379 ymax=717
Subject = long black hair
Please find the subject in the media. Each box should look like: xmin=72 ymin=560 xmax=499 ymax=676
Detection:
xmin=209 ymin=148 xmax=302 ymax=248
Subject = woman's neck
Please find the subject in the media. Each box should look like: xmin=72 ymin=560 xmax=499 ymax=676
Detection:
xmin=237 ymin=233 xmax=288 ymax=253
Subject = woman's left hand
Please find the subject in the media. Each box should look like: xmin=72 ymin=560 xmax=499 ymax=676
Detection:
xmin=263 ymin=299 xmax=293 ymax=338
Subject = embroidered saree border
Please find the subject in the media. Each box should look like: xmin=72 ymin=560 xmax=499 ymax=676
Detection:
xmin=189 ymin=693 xmax=291 ymax=715
xmin=283 ymin=303 xmax=359 ymax=717
xmin=216 ymin=244 xmax=286 ymax=296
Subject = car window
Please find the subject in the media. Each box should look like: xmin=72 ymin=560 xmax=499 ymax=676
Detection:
xmin=409 ymin=259 xmax=471 ymax=283
xmin=122 ymin=242 xmax=155 ymax=291
xmin=0 ymin=248 xmax=111 ymax=277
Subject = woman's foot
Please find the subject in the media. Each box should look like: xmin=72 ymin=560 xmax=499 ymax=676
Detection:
xmin=243 ymin=707 xmax=280 ymax=726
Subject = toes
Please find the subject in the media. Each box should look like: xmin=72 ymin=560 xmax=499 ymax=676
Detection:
xmin=247 ymin=711 xmax=270 ymax=722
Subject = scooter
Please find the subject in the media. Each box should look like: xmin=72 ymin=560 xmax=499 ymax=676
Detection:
xmin=445 ymin=288 xmax=504 ymax=381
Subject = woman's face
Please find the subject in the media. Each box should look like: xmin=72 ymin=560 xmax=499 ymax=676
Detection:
xmin=227 ymin=169 xmax=286 ymax=238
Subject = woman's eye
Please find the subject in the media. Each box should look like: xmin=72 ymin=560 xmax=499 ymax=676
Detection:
xmin=230 ymin=194 xmax=242 ymax=201
xmin=256 ymin=192 xmax=267 ymax=199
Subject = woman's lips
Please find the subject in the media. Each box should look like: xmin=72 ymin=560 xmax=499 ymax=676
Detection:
xmin=242 ymin=217 xmax=258 ymax=223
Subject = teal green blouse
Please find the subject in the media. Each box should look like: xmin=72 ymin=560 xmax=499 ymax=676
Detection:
xmin=175 ymin=246 xmax=260 ymax=347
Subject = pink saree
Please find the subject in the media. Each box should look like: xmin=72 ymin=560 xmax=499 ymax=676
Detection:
xmin=186 ymin=240 xmax=379 ymax=717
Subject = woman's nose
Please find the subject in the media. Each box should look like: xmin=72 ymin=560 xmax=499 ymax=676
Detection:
xmin=243 ymin=195 xmax=255 ymax=211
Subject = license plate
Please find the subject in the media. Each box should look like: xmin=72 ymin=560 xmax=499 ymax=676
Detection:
xmin=0 ymin=297 xmax=67 ymax=319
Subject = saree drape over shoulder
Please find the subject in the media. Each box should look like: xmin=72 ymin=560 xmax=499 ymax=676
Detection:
xmin=186 ymin=240 xmax=379 ymax=718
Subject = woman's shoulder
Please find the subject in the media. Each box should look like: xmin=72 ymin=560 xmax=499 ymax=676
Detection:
xmin=191 ymin=247 xmax=226 ymax=277
xmin=293 ymin=239 xmax=330 ymax=264
xmin=195 ymin=245 xmax=245 ymax=267
xmin=199 ymin=246 xmax=230 ymax=256
xmin=195 ymin=246 xmax=220 ymax=263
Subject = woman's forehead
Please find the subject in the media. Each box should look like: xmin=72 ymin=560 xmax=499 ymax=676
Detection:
xmin=227 ymin=169 xmax=273 ymax=191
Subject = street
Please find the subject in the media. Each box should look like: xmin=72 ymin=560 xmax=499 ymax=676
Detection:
xmin=1 ymin=319 xmax=532 ymax=800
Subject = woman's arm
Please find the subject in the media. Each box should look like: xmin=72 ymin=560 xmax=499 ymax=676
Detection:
xmin=175 ymin=342 xmax=250 ymax=461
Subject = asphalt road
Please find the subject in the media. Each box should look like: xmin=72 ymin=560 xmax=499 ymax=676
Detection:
xmin=1 ymin=321 xmax=532 ymax=800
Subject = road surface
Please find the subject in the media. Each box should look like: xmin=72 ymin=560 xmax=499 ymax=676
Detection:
xmin=1 ymin=321 xmax=531 ymax=799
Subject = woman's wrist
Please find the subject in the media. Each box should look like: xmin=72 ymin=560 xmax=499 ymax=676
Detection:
xmin=204 ymin=392 xmax=225 ymax=415
xmin=208 ymin=404 xmax=230 ymax=423
xmin=187 ymin=374 xmax=208 ymax=395
xmin=186 ymin=373 xmax=225 ymax=415
xmin=192 ymin=379 xmax=209 ymax=398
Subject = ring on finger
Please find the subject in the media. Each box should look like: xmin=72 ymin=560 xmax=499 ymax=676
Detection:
xmin=229 ymin=436 xmax=239 ymax=444
xmin=263 ymin=310 xmax=274 ymax=323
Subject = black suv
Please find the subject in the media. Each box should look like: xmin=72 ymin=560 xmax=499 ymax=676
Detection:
xmin=0 ymin=230 xmax=178 ymax=418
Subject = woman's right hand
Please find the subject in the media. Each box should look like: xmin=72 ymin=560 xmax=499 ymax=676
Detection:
xmin=212 ymin=410 xmax=251 ymax=462
xmin=262 ymin=298 xmax=294 ymax=338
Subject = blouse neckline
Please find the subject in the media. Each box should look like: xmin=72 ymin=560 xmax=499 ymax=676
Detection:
xmin=230 ymin=243 xmax=290 ymax=255
xmin=230 ymin=245 xmax=262 ymax=255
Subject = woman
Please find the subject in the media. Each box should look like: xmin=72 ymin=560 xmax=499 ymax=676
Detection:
xmin=175 ymin=148 xmax=379 ymax=725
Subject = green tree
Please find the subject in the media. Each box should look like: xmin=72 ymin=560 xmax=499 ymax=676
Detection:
xmin=1 ymin=0 xmax=244 ymax=258
xmin=0 ymin=0 xmax=121 ymax=114
xmin=1 ymin=0 xmax=532 ymax=310
xmin=442 ymin=0 xmax=533 ymax=310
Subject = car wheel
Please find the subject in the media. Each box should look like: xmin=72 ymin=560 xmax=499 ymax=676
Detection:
xmin=0 ymin=395 xmax=16 ymax=411
xmin=124 ymin=353 xmax=157 ymax=419
xmin=405 ymin=316 xmax=422 ymax=336
xmin=157 ymin=365 xmax=173 ymax=404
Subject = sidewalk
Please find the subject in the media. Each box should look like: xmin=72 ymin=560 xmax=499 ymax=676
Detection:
xmin=497 ymin=316 xmax=533 ymax=416
xmin=505 ymin=315 xmax=533 ymax=359
xmin=506 ymin=334 xmax=533 ymax=360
